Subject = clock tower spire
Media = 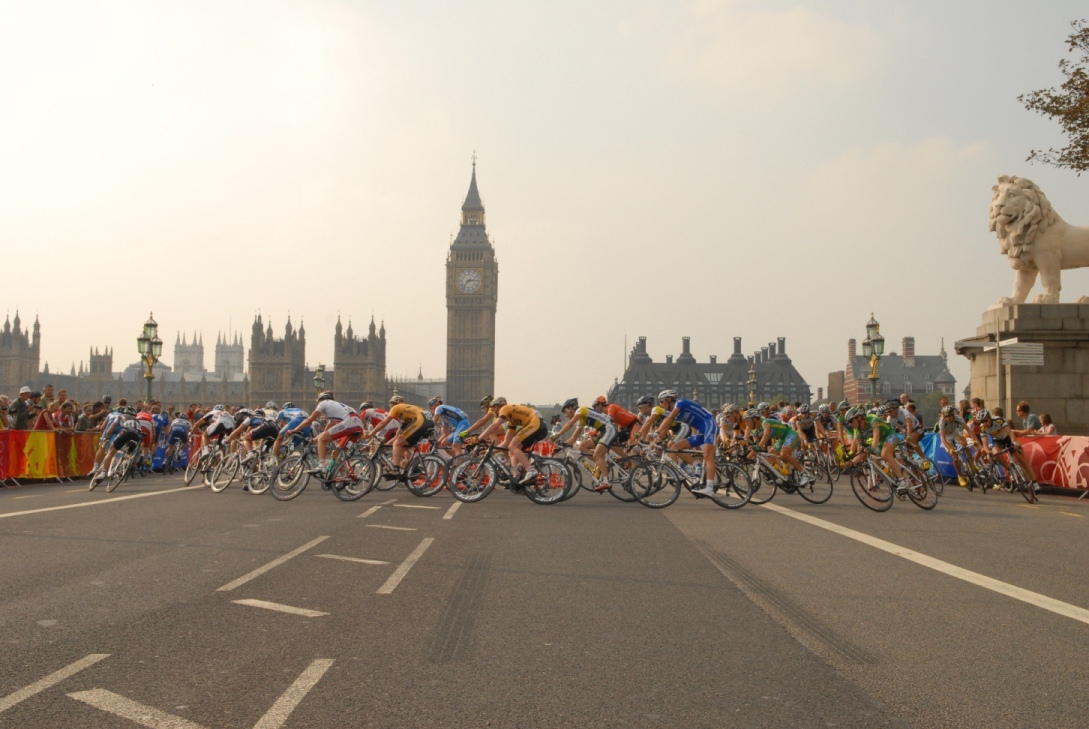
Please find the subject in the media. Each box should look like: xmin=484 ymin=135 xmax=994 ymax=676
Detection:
xmin=446 ymin=156 xmax=498 ymax=413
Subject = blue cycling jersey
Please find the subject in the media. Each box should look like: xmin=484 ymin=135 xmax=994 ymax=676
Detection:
xmin=674 ymin=399 xmax=716 ymax=433
xmin=276 ymin=407 xmax=307 ymax=425
xmin=434 ymin=404 xmax=469 ymax=428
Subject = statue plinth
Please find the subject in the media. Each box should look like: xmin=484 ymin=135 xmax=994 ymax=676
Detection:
xmin=958 ymin=304 xmax=1089 ymax=435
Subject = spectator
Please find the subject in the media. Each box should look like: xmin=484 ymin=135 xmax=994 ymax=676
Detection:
xmin=54 ymin=401 xmax=75 ymax=433
xmin=958 ymin=399 xmax=971 ymax=423
xmin=0 ymin=396 xmax=9 ymax=429
xmin=41 ymin=384 xmax=54 ymax=404
xmin=993 ymin=406 xmax=1005 ymax=418
xmin=56 ymin=389 xmax=68 ymax=406
xmin=33 ymin=398 xmax=56 ymax=430
xmin=1013 ymin=401 xmax=1043 ymax=437
xmin=75 ymin=403 xmax=95 ymax=432
xmin=1039 ymin=413 xmax=1057 ymax=435
xmin=9 ymin=387 xmax=33 ymax=429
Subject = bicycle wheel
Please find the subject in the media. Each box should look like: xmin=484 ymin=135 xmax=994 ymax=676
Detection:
xmin=244 ymin=454 xmax=278 ymax=496
xmin=183 ymin=450 xmax=203 ymax=485
xmin=105 ymin=455 xmax=130 ymax=493
xmin=372 ymin=454 xmax=400 ymax=491
xmin=850 ymin=463 xmax=894 ymax=512
xmin=630 ymin=462 xmax=681 ymax=509
xmin=902 ymin=464 xmax=938 ymax=510
xmin=523 ymin=457 xmax=570 ymax=505
xmin=332 ymin=455 xmax=376 ymax=501
xmin=709 ymin=461 xmax=753 ymax=509
xmin=448 ymin=459 xmax=496 ymax=503
xmin=269 ymin=453 xmax=310 ymax=501
xmin=1007 ymin=461 xmax=1038 ymax=503
xmin=87 ymin=469 xmax=105 ymax=491
xmin=405 ymin=455 xmax=448 ymax=497
xmin=210 ymin=454 xmax=239 ymax=493
xmin=202 ymin=450 xmax=223 ymax=488
xmin=607 ymin=455 xmax=640 ymax=503
xmin=795 ymin=466 xmax=833 ymax=504
xmin=746 ymin=462 xmax=778 ymax=505
xmin=561 ymin=460 xmax=582 ymax=501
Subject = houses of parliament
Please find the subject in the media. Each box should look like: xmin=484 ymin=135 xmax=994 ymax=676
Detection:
xmin=0 ymin=164 xmax=498 ymax=411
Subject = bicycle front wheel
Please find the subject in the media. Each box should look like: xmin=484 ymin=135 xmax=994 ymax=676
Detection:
xmin=902 ymin=463 xmax=938 ymax=510
xmin=183 ymin=450 xmax=203 ymax=486
xmin=244 ymin=454 xmax=278 ymax=496
xmin=607 ymin=455 xmax=640 ymax=503
xmin=405 ymin=455 xmax=448 ymax=497
xmin=332 ymin=455 xmax=376 ymax=502
xmin=523 ymin=457 xmax=570 ymax=505
xmin=709 ymin=461 xmax=753 ymax=509
xmin=795 ymin=468 xmax=833 ymax=504
xmin=850 ymin=463 xmax=894 ymax=512
xmin=210 ymin=455 xmax=239 ymax=493
xmin=449 ymin=459 xmax=497 ymax=503
xmin=746 ymin=462 xmax=778 ymax=505
xmin=270 ymin=453 xmax=310 ymax=501
xmin=629 ymin=462 xmax=681 ymax=509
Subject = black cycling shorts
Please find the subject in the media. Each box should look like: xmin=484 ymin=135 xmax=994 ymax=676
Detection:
xmin=249 ymin=423 xmax=279 ymax=443
xmin=405 ymin=420 xmax=435 ymax=446
xmin=113 ymin=430 xmax=142 ymax=452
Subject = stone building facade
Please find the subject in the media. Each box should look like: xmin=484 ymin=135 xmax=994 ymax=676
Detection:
xmin=830 ymin=336 xmax=956 ymax=405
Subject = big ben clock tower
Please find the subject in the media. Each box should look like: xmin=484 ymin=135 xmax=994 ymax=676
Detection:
xmin=446 ymin=157 xmax=498 ymax=413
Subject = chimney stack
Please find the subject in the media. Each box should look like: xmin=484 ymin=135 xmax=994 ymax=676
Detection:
xmin=733 ymin=337 xmax=742 ymax=355
xmin=848 ymin=338 xmax=857 ymax=360
xmin=903 ymin=336 xmax=916 ymax=367
xmin=710 ymin=355 xmax=717 ymax=364
xmin=817 ymin=387 xmax=824 ymax=401
xmin=768 ymin=342 xmax=777 ymax=358
xmin=682 ymin=336 xmax=690 ymax=355
xmin=778 ymin=337 xmax=786 ymax=357
xmin=666 ymin=355 xmax=673 ymax=364
xmin=761 ymin=346 xmax=769 ymax=362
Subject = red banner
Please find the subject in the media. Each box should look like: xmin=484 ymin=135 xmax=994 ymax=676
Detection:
xmin=1020 ymin=436 xmax=1089 ymax=491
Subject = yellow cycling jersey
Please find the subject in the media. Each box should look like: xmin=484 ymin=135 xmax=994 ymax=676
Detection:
xmin=499 ymin=404 xmax=540 ymax=430
xmin=388 ymin=403 xmax=426 ymax=428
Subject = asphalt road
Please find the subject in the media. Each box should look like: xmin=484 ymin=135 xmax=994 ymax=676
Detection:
xmin=0 ymin=472 xmax=1086 ymax=728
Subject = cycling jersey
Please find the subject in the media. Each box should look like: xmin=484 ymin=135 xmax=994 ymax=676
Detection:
xmin=867 ymin=414 xmax=896 ymax=446
xmin=605 ymin=404 xmax=640 ymax=430
xmin=816 ymin=413 xmax=837 ymax=435
xmin=572 ymin=406 xmax=612 ymax=431
xmin=936 ymin=415 xmax=967 ymax=437
xmin=761 ymin=417 xmax=797 ymax=448
xmin=980 ymin=417 xmax=1013 ymax=443
xmin=794 ymin=413 xmax=816 ymax=432
xmin=672 ymin=399 xmax=717 ymax=447
xmin=388 ymin=403 xmax=427 ymax=428
xmin=315 ymin=400 xmax=354 ymax=422
xmin=434 ymin=404 xmax=470 ymax=428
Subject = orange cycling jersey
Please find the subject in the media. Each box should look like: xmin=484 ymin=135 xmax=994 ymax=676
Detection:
xmin=606 ymin=404 xmax=639 ymax=429
xmin=388 ymin=403 xmax=426 ymax=428
xmin=499 ymin=404 xmax=540 ymax=430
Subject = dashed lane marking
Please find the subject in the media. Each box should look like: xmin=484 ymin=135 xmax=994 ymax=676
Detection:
xmin=365 ymin=525 xmax=417 ymax=531
xmin=443 ymin=502 xmax=461 ymax=520
xmin=1061 ymin=511 xmax=1084 ymax=518
xmin=394 ymin=503 xmax=441 ymax=509
xmin=377 ymin=538 xmax=434 ymax=594
xmin=316 ymin=554 xmax=390 ymax=565
xmin=252 ymin=659 xmax=334 ymax=729
xmin=216 ymin=536 xmax=330 ymax=592
xmin=763 ymin=502 xmax=1089 ymax=626
xmin=0 ymin=654 xmax=109 ymax=714
xmin=68 ymin=689 xmax=205 ymax=728
xmin=0 ymin=485 xmax=204 ymax=519
xmin=357 ymin=498 xmax=397 ymax=519
xmin=13 ymin=495 xmax=41 ymax=500
xmin=232 ymin=599 xmax=328 ymax=618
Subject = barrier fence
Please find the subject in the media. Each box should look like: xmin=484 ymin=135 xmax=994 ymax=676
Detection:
xmin=1 ymin=429 xmax=1088 ymax=491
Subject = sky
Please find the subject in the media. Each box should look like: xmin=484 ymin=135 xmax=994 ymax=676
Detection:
xmin=3 ymin=0 xmax=1089 ymax=404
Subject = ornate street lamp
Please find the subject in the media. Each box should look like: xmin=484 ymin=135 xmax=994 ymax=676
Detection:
xmin=747 ymin=360 xmax=757 ymax=407
xmin=313 ymin=363 xmax=326 ymax=395
xmin=861 ymin=312 xmax=885 ymax=405
xmin=137 ymin=312 xmax=161 ymax=404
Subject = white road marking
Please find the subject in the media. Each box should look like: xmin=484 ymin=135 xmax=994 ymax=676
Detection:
xmin=365 ymin=525 xmax=417 ymax=531
xmin=14 ymin=495 xmax=41 ymax=500
xmin=763 ymin=502 xmax=1089 ymax=626
xmin=443 ymin=502 xmax=461 ymax=520
xmin=232 ymin=599 xmax=328 ymax=618
xmin=216 ymin=536 xmax=330 ymax=592
xmin=68 ymin=689 xmax=206 ymax=728
xmin=252 ymin=659 xmax=334 ymax=729
xmin=357 ymin=498 xmax=396 ymax=519
xmin=393 ymin=503 xmax=441 ymax=509
xmin=377 ymin=538 xmax=434 ymax=594
xmin=0 ymin=485 xmax=204 ymax=519
xmin=1061 ymin=511 xmax=1084 ymax=518
xmin=316 ymin=554 xmax=390 ymax=565
xmin=0 ymin=654 xmax=109 ymax=714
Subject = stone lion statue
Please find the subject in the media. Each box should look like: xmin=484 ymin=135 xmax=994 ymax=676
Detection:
xmin=989 ymin=175 xmax=1089 ymax=307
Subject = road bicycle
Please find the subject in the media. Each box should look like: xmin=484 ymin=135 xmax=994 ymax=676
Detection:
xmin=552 ymin=440 xmax=640 ymax=503
xmin=270 ymin=439 xmax=374 ymax=502
xmin=848 ymin=452 xmax=938 ymax=511
xmin=449 ymin=442 xmax=569 ymax=504
xmin=742 ymin=447 xmax=833 ymax=505
xmin=373 ymin=440 xmax=451 ymax=498
xmin=627 ymin=444 xmax=752 ymax=509
xmin=98 ymin=439 xmax=140 ymax=493
xmin=184 ymin=436 xmax=227 ymax=488
xmin=983 ymin=445 xmax=1039 ymax=504
xmin=210 ymin=438 xmax=276 ymax=493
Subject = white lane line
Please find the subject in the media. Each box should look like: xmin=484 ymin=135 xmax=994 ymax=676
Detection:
xmin=1061 ymin=511 xmax=1084 ymax=518
xmin=442 ymin=502 xmax=461 ymax=520
xmin=67 ymin=688 xmax=205 ymax=728
xmin=365 ymin=524 xmax=417 ymax=532
xmin=0 ymin=485 xmax=204 ymax=520
xmin=377 ymin=537 xmax=434 ymax=594
xmin=393 ymin=503 xmax=441 ymax=509
xmin=762 ymin=502 xmax=1089 ymax=626
xmin=14 ymin=495 xmax=41 ymax=500
xmin=0 ymin=654 xmax=109 ymax=714
xmin=232 ymin=599 xmax=328 ymax=618
xmin=252 ymin=659 xmax=334 ymax=729
xmin=316 ymin=554 xmax=390 ymax=565
xmin=216 ymin=536 xmax=330 ymax=592
xmin=357 ymin=498 xmax=397 ymax=519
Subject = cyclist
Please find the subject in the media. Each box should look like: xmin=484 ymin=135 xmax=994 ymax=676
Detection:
xmin=429 ymin=396 xmax=471 ymax=456
xmin=287 ymin=392 xmax=364 ymax=475
xmin=844 ymin=404 xmax=909 ymax=492
xmin=717 ymin=404 xmax=745 ymax=449
xmin=365 ymin=395 xmax=435 ymax=474
xmin=651 ymin=390 xmax=719 ymax=497
xmin=95 ymin=407 xmax=143 ymax=480
xmin=754 ymin=405 xmax=811 ymax=486
xmin=604 ymin=397 xmax=641 ymax=451
xmin=163 ymin=413 xmax=192 ymax=465
xmin=91 ymin=404 xmax=127 ymax=473
xmin=462 ymin=395 xmax=499 ymax=444
xmin=244 ymin=402 xmax=281 ymax=454
xmin=135 ymin=406 xmax=156 ymax=465
xmin=192 ymin=404 xmax=237 ymax=447
xmin=359 ymin=401 xmax=398 ymax=448
xmin=634 ymin=394 xmax=656 ymax=424
xmin=935 ymin=405 xmax=970 ymax=486
xmin=975 ymin=409 xmax=1040 ymax=492
xmin=552 ymin=397 xmax=617 ymax=491
xmin=479 ymin=397 xmax=548 ymax=484
xmin=272 ymin=402 xmax=311 ymax=457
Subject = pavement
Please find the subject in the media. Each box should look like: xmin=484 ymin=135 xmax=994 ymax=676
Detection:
xmin=0 ymin=472 xmax=1087 ymax=728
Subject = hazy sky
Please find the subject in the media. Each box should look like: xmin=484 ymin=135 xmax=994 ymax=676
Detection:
xmin=4 ymin=1 xmax=1089 ymax=403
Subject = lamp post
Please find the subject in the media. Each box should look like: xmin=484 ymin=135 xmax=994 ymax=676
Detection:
xmin=136 ymin=312 xmax=162 ymax=404
xmin=313 ymin=364 xmax=326 ymax=396
xmin=747 ymin=361 xmax=757 ymax=407
xmin=861 ymin=312 xmax=885 ymax=406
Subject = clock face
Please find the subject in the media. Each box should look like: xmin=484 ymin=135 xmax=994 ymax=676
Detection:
xmin=456 ymin=268 xmax=482 ymax=293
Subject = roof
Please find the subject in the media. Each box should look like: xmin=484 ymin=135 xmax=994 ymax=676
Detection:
xmin=462 ymin=165 xmax=483 ymax=212
xmin=847 ymin=354 xmax=955 ymax=385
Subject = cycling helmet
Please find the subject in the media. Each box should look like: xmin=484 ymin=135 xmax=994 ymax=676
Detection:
xmin=721 ymin=403 xmax=740 ymax=415
xmin=976 ymin=408 xmax=991 ymax=421
xmin=213 ymin=404 xmax=225 ymax=411
xmin=844 ymin=407 xmax=864 ymax=421
xmin=782 ymin=406 xmax=795 ymax=417
xmin=817 ymin=404 xmax=830 ymax=415
xmin=757 ymin=401 xmax=770 ymax=412
xmin=658 ymin=389 xmax=678 ymax=402
xmin=122 ymin=406 xmax=137 ymax=416
xmin=797 ymin=404 xmax=810 ymax=414
xmin=318 ymin=391 xmax=334 ymax=402
xmin=427 ymin=396 xmax=442 ymax=407
xmin=102 ymin=395 xmax=112 ymax=405
xmin=637 ymin=395 xmax=655 ymax=407
xmin=359 ymin=401 xmax=373 ymax=411
xmin=389 ymin=395 xmax=405 ymax=405
xmin=479 ymin=395 xmax=493 ymax=408
xmin=593 ymin=395 xmax=608 ymax=408
xmin=180 ymin=413 xmax=190 ymax=421
xmin=237 ymin=409 xmax=255 ymax=420
xmin=562 ymin=398 xmax=579 ymax=410
xmin=941 ymin=405 xmax=956 ymax=417
xmin=743 ymin=408 xmax=761 ymax=421
xmin=838 ymin=400 xmax=850 ymax=410
xmin=265 ymin=401 xmax=278 ymax=410
xmin=491 ymin=397 xmax=507 ymax=408
xmin=284 ymin=402 xmax=295 ymax=409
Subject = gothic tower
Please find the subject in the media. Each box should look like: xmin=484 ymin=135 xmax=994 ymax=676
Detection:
xmin=173 ymin=331 xmax=204 ymax=377
xmin=0 ymin=311 xmax=40 ymax=394
xmin=248 ymin=315 xmax=307 ymax=406
xmin=215 ymin=332 xmax=245 ymax=380
xmin=445 ymin=158 xmax=498 ymax=413
xmin=333 ymin=316 xmax=387 ymax=408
